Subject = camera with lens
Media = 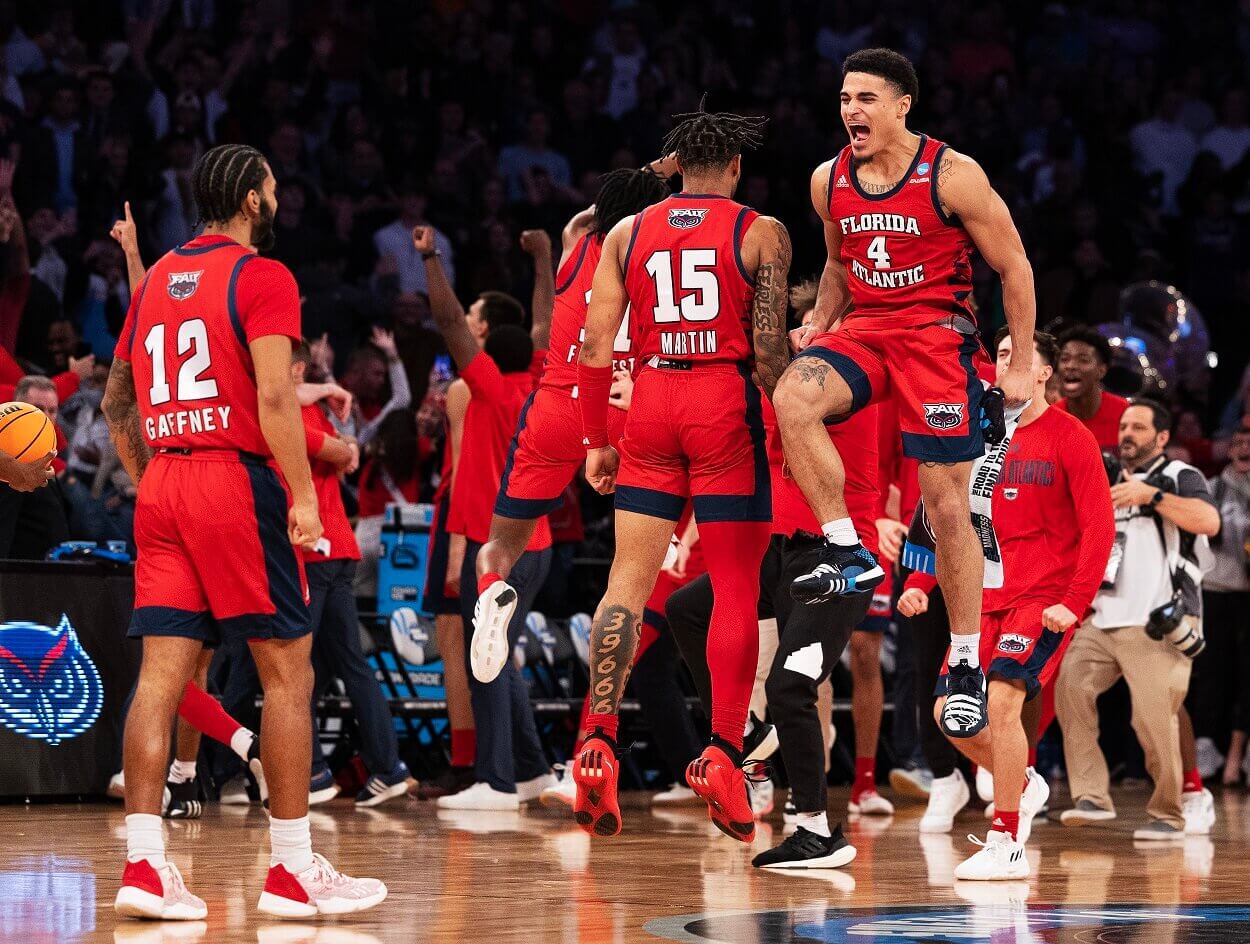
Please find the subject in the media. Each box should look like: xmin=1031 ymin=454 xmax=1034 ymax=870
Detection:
xmin=1145 ymin=589 xmax=1205 ymax=659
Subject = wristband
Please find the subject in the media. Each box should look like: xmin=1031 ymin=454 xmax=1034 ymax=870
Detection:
xmin=577 ymin=363 xmax=613 ymax=449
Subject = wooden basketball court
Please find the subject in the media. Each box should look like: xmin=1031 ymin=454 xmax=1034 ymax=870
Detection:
xmin=4 ymin=785 xmax=1247 ymax=943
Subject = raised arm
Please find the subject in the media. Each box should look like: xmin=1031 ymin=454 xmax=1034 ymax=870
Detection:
xmin=252 ymin=335 xmax=321 ymax=549
xmin=741 ymin=215 xmax=792 ymax=400
xmin=520 ymin=229 xmax=554 ymax=351
xmin=937 ymin=150 xmax=1035 ymax=406
xmin=560 ymin=207 xmax=595 ymax=269
xmin=802 ymin=160 xmax=853 ymax=344
xmin=101 ymin=357 xmax=152 ymax=485
xmin=414 ymin=225 xmax=479 ymax=370
xmin=109 ymin=201 xmax=146 ymax=292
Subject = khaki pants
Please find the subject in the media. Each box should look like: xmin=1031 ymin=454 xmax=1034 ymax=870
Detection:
xmin=1055 ymin=618 xmax=1192 ymax=830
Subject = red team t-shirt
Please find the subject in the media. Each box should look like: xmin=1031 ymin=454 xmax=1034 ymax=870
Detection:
xmin=980 ymin=407 xmax=1115 ymax=616
xmin=115 ymin=235 xmax=302 ymax=455
xmin=1055 ymin=390 xmax=1129 ymax=451
xmin=447 ymin=352 xmax=552 ymax=549
xmin=301 ymin=403 xmax=359 ymax=562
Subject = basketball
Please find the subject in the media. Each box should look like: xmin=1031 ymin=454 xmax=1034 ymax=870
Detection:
xmin=0 ymin=401 xmax=55 ymax=463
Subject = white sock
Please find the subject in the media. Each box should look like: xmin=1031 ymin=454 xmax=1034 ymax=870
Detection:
xmin=126 ymin=813 xmax=166 ymax=865
xmin=230 ymin=728 xmax=255 ymax=762
xmin=821 ymin=518 xmax=858 ymax=547
xmin=795 ymin=811 xmax=831 ymax=838
xmin=167 ymin=759 xmax=197 ymax=784
xmin=949 ymin=632 xmax=981 ymax=668
xmin=269 ymin=815 xmax=314 ymax=874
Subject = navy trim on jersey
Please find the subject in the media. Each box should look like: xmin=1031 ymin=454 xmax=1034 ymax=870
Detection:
xmin=929 ymin=144 xmax=961 ymax=227
xmin=988 ymin=628 xmax=1064 ymax=702
xmin=796 ymin=346 xmax=873 ymax=415
xmin=691 ymin=365 xmax=771 ymax=523
xmin=172 ymin=240 xmax=237 ymax=257
xmin=420 ymin=492 xmax=459 ymax=616
xmin=226 ymin=254 xmax=253 ymax=347
xmin=850 ymin=133 xmax=928 ymax=202
xmin=900 ymin=329 xmax=986 ymax=463
xmin=670 ymin=193 xmax=729 ymax=200
xmin=555 ymin=235 xmax=591 ymax=296
xmin=733 ymin=207 xmax=756 ymax=288
xmin=615 ymin=484 xmax=686 ymax=521
xmin=495 ymin=390 xmax=566 ymax=519
xmin=244 ymin=462 xmax=311 ymax=639
xmin=128 ymin=606 xmax=219 ymax=647
xmin=825 ymin=156 xmax=838 ymax=212
xmin=123 ymin=275 xmax=150 ymax=358
xmin=622 ymin=210 xmax=646 ymax=275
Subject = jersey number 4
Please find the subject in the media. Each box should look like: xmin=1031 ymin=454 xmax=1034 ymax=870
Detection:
xmin=867 ymin=236 xmax=892 ymax=269
xmin=645 ymin=249 xmax=720 ymax=323
xmin=144 ymin=319 xmax=219 ymax=405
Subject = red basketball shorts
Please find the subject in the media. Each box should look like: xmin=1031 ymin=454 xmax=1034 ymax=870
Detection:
xmin=129 ymin=452 xmax=310 ymax=646
xmin=934 ymin=601 xmax=1070 ymax=701
xmin=615 ymin=363 xmax=769 ymax=523
xmin=802 ymin=317 xmax=989 ymax=463
xmin=495 ymin=386 xmax=627 ymax=518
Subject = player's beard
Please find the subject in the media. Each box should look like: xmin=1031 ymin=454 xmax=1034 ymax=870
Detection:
xmin=252 ymin=199 xmax=276 ymax=252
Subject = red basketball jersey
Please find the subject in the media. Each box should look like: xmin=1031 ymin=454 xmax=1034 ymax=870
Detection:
xmin=543 ymin=232 xmax=638 ymax=393
xmin=828 ymin=134 xmax=975 ymax=327
xmin=115 ymin=235 xmax=302 ymax=456
xmin=623 ymin=194 xmax=758 ymax=364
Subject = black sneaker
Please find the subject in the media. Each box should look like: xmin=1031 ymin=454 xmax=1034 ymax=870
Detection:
xmin=743 ymin=713 xmax=779 ymax=764
xmin=790 ymin=542 xmax=885 ymax=604
xmin=752 ymin=824 xmax=857 ymax=869
xmin=416 ymin=766 xmax=476 ymax=801
xmin=941 ymin=660 xmax=988 ymax=738
xmin=163 ymin=778 xmax=203 ymax=819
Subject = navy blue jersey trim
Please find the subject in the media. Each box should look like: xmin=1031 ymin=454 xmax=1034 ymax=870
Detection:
xmin=733 ymin=207 xmax=756 ymax=287
xmin=226 ymin=254 xmax=252 ymax=347
xmin=555 ymin=235 xmax=592 ymax=296
xmin=850 ymin=134 xmax=928 ymax=202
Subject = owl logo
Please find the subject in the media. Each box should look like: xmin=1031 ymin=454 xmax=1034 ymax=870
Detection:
xmin=0 ymin=616 xmax=103 ymax=745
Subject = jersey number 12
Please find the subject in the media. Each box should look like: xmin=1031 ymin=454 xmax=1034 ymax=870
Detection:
xmin=144 ymin=319 xmax=219 ymax=405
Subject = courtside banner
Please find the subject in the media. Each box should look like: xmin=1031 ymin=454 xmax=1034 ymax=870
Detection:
xmin=0 ymin=561 xmax=139 ymax=798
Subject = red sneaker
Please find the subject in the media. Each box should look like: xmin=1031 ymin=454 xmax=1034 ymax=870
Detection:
xmin=114 ymin=858 xmax=207 ymax=920
xmin=571 ymin=731 xmax=621 ymax=837
xmin=687 ymin=743 xmax=755 ymax=843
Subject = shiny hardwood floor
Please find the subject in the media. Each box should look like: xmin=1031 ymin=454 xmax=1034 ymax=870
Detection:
xmin=3 ymin=784 xmax=1249 ymax=943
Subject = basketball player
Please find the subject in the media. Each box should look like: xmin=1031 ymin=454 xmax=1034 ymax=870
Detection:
xmin=572 ymin=108 xmax=791 ymax=840
xmin=908 ymin=328 xmax=1114 ymax=879
xmin=105 ymin=144 xmax=385 ymax=919
xmin=468 ymin=164 xmax=673 ymax=683
xmin=773 ymin=48 xmax=1036 ymax=741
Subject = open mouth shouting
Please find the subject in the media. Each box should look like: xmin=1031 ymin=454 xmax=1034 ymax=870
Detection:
xmin=847 ymin=122 xmax=871 ymax=148
xmin=1060 ymin=372 xmax=1085 ymax=396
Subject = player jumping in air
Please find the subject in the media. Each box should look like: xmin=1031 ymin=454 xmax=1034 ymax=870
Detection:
xmin=773 ymin=48 xmax=1037 ymax=740
xmin=105 ymin=144 xmax=385 ymax=920
xmin=572 ymin=107 xmax=791 ymax=841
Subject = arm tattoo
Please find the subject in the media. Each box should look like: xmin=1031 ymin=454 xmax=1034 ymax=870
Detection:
xmin=751 ymin=220 xmax=792 ymax=399
xmin=936 ymin=151 xmax=956 ymax=216
xmin=101 ymin=359 xmax=151 ymax=484
xmin=589 ymin=604 xmax=641 ymax=715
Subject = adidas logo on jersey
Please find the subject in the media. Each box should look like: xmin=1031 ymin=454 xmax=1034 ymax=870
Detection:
xmin=168 ymin=270 xmax=203 ymax=300
xmin=835 ymin=174 xmax=849 ymax=188
xmin=668 ymin=208 xmax=708 ymax=229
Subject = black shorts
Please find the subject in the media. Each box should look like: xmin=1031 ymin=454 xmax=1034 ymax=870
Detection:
xmin=419 ymin=491 xmax=459 ymax=617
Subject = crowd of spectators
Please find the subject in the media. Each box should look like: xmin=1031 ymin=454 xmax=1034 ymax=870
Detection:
xmin=1 ymin=0 xmax=1249 ymax=550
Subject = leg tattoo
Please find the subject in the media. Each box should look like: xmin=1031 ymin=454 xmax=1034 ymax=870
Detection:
xmin=590 ymin=605 xmax=641 ymax=715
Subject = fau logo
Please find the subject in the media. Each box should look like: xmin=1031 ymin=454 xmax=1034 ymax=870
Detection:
xmin=667 ymin=208 xmax=708 ymax=229
xmin=0 ymin=616 xmax=102 ymax=745
xmin=997 ymin=633 xmax=1032 ymax=654
xmin=167 ymin=270 xmax=203 ymax=300
xmin=923 ymin=402 xmax=964 ymax=430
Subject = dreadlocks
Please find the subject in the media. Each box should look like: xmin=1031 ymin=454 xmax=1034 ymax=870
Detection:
xmin=190 ymin=143 xmax=269 ymax=225
xmin=662 ymin=107 xmax=768 ymax=174
xmin=592 ymin=168 xmax=671 ymax=234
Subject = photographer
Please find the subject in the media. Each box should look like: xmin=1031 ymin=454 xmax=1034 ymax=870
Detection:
xmin=1056 ymin=399 xmax=1219 ymax=840
xmin=1193 ymin=425 xmax=1250 ymax=786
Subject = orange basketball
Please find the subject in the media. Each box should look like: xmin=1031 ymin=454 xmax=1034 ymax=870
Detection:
xmin=0 ymin=401 xmax=57 ymax=463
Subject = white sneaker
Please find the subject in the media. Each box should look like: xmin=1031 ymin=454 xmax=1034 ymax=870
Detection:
xmin=1195 ymin=737 xmax=1224 ymax=781
xmin=749 ymin=778 xmax=775 ymax=819
xmin=568 ymin=613 xmax=592 ymax=665
xmin=975 ymin=766 xmax=994 ymax=804
xmin=218 ymin=775 xmax=252 ymax=805
xmin=1182 ymin=788 xmax=1215 ymax=835
xmin=782 ymin=798 xmax=797 ymax=828
xmin=652 ymin=783 xmax=700 ymax=807
xmin=436 ymin=781 xmax=520 ymax=811
xmin=115 ymin=859 xmax=208 ymax=921
xmin=540 ymin=766 xmax=576 ymax=807
xmin=1017 ymin=768 xmax=1050 ymax=844
xmin=257 ymin=853 xmax=387 ymax=917
xmin=108 ymin=771 xmax=126 ymax=800
xmin=471 ymin=580 xmax=518 ymax=683
xmin=920 ymin=770 xmax=970 ymax=834
xmin=984 ymin=801 xmax=996 ymax=820
xmin=848 ymin=791 xmax=894 ymax=815
xmin=516 ymin=771 xmax=557 ymax=804
xmin=888 ymin=766 xmax=933 ymax=800
xmin=953 ymin=830 xmax=1030 ymax=881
